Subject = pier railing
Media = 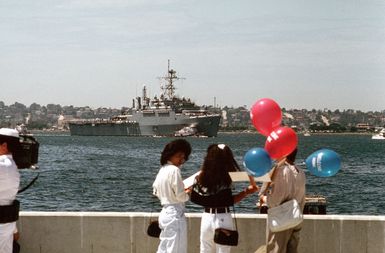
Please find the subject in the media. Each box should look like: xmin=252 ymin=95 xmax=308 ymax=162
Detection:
xmin=17 ymin=212 xmax=385 ymax=253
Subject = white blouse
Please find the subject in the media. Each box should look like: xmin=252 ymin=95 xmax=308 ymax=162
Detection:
xmin=153 ymin=163 xmax=189 ymax=205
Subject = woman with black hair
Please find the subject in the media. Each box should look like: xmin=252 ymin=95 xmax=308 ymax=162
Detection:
xmin=0 ymin=128 xmax=21 ymax=253
xmin=191 ymin=144 xmax=258 ymax=253
xmin=152 ymin=139 xmax=192 ymax=253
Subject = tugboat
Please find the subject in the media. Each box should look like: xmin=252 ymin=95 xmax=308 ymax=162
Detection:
xmin=174 ymin=124 xmax=198 ymax=137
xmin=69 ymin=61 xmax=221 ymax=137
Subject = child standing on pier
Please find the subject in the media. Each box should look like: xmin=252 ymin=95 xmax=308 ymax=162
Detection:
xmin=152 ymin=139 xmax=192 ymax=253
xmin=191 ymin=143 xmax=258 ymax=253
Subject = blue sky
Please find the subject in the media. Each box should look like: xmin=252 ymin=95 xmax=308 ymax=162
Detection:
xmin=1 ymin=0 xmax=384 ymax=111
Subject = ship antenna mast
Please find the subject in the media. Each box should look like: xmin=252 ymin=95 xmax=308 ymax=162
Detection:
xmin=158 ymin=60 xmax=185 ymax=100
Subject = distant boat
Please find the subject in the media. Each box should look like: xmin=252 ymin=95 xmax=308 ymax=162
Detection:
xmin=174 ymin=124 xmax=198 ymax=137
xmin=372 ymin=128 xmax=385 ymax=140
xmin=303 ymin=131 xmax=311 ymax=137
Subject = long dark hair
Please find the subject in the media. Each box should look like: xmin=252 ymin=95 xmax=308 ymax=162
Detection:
xmin=197 ymin=144 xmax=240 ymax=192
xmin=160 ymin=139 xmax=192 ymax=165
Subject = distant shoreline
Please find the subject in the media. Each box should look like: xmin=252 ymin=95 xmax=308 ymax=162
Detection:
xmin=29 ymin=129 xmax=373 ymax=136
xmin=218 ymin=130 xmax=373 ymax=136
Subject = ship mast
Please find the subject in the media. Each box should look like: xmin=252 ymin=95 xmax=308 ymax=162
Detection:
xmin=159 ymin=60 xmax=185 ymax=100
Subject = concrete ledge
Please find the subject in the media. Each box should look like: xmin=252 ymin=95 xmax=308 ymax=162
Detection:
xmin=17 ymin=212 xmax=385 ymax=253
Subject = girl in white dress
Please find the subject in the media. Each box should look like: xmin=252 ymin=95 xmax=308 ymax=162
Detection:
xmin=153 ymin=139 xmax=192 ymax=253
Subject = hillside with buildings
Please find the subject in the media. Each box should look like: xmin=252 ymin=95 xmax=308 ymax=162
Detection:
xmin=0 ymin=101 xmax=384 ymax=133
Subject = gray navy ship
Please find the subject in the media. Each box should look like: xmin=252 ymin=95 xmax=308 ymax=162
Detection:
xmin=68 ymin=61 xmax=221 ymax=137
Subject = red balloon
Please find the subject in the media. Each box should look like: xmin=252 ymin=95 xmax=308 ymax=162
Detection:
xmin=264 ymin=126 xmax=298 ymax=159
xmin=250 ymin=98 xmax=282 ymax=136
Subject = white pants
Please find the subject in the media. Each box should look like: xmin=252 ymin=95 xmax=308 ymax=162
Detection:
xmin=157 ymin=203 xmax=187 ymax=253
xmin=200 ymin=212 xmax=234 ymax=253
xmin=0 ymin=222 xmax=16 ymax=253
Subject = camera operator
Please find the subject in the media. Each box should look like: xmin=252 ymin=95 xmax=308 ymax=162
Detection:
xmin=0 ymin=128 xmax=21 ymax=253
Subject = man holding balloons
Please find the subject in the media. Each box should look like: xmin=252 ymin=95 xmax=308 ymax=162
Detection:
xmin=245 ymin=98 xmax=341 ymax=253
xmin=247 ymin=98 xmax=305 ymax=253
xmin=259 ymin=148 xmax=306 ymax=253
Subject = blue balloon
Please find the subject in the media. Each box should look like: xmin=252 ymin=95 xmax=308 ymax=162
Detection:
xmin=305 ymin=149 xmax=341 ymax=177
xmin=243 ymin=147 xmax=272 ymax=177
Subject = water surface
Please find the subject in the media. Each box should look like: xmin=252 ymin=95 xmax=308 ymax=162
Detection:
xmin=19 ymin=133 xmax=385 ymax=215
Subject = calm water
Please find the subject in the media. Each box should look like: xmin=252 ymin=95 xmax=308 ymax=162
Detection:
xmin=18 ymin=132 xmax=385 ymax=215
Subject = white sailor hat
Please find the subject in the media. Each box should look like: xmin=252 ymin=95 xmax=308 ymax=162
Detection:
xmin=0 ymin=128 xmax=19 ymax=138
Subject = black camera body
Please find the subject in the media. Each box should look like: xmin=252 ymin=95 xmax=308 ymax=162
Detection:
xmin=13 ymin=134 xmax=39 ymax=170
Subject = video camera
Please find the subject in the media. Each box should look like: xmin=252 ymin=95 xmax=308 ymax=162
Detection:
xmin=13 ymin=134 xmax=39 ymax=170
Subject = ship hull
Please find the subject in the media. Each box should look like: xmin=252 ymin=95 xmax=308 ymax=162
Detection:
xmin=69 ymin=112 xmax=221 ymax=137
xmin=68 ymin=122 xmax=140 ymax=136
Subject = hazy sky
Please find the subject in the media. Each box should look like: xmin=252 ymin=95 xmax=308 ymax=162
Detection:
xmin=1 ymin=0 xmax=384 ymax=111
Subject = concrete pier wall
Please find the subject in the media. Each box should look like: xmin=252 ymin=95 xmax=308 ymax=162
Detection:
xmin=17 ymin=212 xmax=385 ymax=253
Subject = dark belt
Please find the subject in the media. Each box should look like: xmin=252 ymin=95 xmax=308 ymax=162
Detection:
xmin=204 ymin=207 xmax=230 ymax=213
xmin=0 ymin=200 xmax=20 ymax=224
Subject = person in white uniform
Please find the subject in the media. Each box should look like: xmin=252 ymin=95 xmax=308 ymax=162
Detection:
xmin=259 ymin=148 xmax=306 ymax=253
xmin=152 ymin=139 xmax=192 ymax=253
xmin=0 ymin=128 xmax=21 ymax=253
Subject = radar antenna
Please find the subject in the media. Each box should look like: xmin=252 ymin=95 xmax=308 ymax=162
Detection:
xmin=158 ymin=60 xmax=185 ymax=100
